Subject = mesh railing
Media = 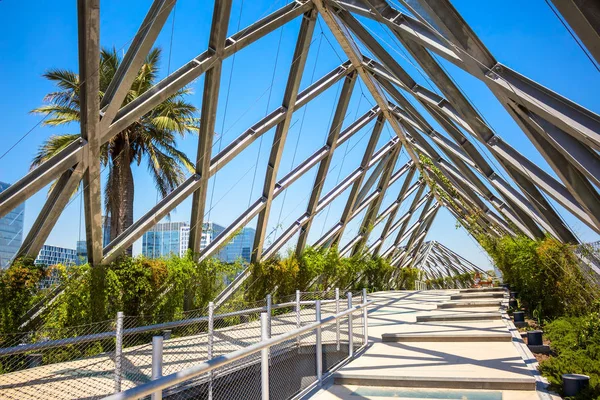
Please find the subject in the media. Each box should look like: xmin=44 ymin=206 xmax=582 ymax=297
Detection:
xmin=0 ymin=289 xmax=368 ymax=400
xmin=103 ymin=293 xmax=371 ymax=400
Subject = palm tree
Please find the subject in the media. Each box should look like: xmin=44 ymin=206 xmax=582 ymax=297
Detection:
xmin=31 ymin=47 xmax=198 ymax=247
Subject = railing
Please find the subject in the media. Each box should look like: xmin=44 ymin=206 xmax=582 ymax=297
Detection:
xmin=0 ymin=289 xmax=366 ymax=400
xmin=103 ymin=290 xmax=371 ymax=400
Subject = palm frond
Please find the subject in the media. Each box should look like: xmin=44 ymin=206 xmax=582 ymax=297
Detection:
xmin=31 ymin=134 xmax=80 ymax=169
xmin=31 ymin=105 xmax=80 ymax=126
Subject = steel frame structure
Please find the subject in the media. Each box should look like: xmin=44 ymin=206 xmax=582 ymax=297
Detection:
xmin=1 ymin=0 xmax=599 ymax=280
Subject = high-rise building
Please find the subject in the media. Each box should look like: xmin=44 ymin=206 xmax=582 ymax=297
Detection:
xmin=0 ymin=182 xmax=25 ymax=268
xmin=220 ymin=227 xmax=255 ymax=263
xmin=142 ymin=221 xmax=190 ymax=259
xmin=35 ymin=245 xmax=78 ymax=267
xmin=142 ymin=221 xmax=252 ymax=262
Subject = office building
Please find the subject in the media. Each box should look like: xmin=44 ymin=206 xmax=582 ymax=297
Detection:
xmin=35 ymin=245 xmax=78 ymax=267
xmin=0 ymin=182 xmax=25 ymax=268
xmin=142 ymin=221 xmax=252 ymax=262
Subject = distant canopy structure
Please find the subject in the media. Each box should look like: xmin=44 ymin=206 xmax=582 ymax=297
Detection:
xmin=1 ymin=0 xmax=599 ymax=283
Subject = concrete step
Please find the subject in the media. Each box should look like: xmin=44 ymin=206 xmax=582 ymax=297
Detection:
xmin=451 ymin=292 xmax=505 ymax=300
xmin=416 ymin=312 xmax=502 ymax=322
xmin=333 ymin=373 xmax=536 ymax=391
xmin=438 ymin=300 xmax=503 ymax=309
xmin=459 ymin=287 xmax=505 ymax=293
xmin=382 ymin=332 xmax=512 ymax=342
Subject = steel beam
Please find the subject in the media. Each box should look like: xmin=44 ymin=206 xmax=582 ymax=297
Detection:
xmin=371 ymin=166 xmax=416 ymax=255
xmin=252 ymin=9 xmax=317 ymax=263
xmin=550 ymin=0 xmax=600 ymax=65
xmin=296 ymin=71 xmax=357 ymax=255
xmin=352 ymin=144 xmax=401 ymax=254
xmin=189 ymin=0 xmax=233 ymax=253
xmin=16 ymin=165 xmax=85 ymax=259
xmin=100 ymin=0 xmax=176 ymax=129
xmin=78 ymin=0 xmax=103 ymax=264
xmin=332 ymin=114 xmax=385 ymax=245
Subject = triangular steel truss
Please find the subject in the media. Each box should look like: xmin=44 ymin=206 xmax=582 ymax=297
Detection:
xmin=411 ymin=241 xmax=485 ymax=280
xmin=1 ymin=0 xmax=599 ymax=278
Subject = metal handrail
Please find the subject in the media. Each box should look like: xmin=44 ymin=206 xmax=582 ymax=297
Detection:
xmin=102 ymin=300 xmax=373 ymax=400
xmin=0 ymin=298 xmax=337 ymax=356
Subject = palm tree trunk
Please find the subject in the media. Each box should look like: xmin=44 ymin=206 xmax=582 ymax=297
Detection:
xmin=109 ymin=137 xmax=135 ymax=255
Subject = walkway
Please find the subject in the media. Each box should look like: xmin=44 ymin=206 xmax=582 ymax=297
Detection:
xmin=311 ymin=289 xmax=555 ymax=400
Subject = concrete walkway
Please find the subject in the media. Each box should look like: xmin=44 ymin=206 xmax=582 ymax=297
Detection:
xmin=311 ymin=289 xmax=553 ymax=400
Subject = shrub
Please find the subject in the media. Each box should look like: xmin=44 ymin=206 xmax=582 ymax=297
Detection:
xmin=540 ymin=307 xmax=600 ymax=399
xmin=479 ymin=235 xmax=597 ymax=320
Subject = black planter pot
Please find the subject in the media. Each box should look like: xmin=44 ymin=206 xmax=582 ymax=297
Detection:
xmin=510 ymin=291 xmax=518 ymax=299
xmin=513 ymin=311 xmax=525 ymax=323
xmin=527 ymin=330 xmax=543 ymax=346
xmin=562 ymin=374 xmax=590 ymax=397
xmin=509 ymin=299 xmax=518 ymax=309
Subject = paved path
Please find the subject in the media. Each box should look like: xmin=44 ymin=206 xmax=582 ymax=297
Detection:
xmin=311 ymin=289 xmax=557 ymax=400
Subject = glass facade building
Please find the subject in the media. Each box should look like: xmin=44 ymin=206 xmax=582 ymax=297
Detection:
xmin=35 ymin=245 xmax=78 ymax=267
xmin=0 ymin=182 xmax=25 ymax=268
xmin=142 ymin=221 xmax=253 ymax=262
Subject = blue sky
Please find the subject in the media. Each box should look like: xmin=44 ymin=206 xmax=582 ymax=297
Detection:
xmin=0 ymin=0 xmax=598 ymax=269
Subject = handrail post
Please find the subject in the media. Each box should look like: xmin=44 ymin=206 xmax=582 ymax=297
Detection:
xmin=261 ymin=312 xmax=270 ymax=400
xmin=335 ymin=288 xmax=340 ymax=351
xmin=266 ymin=294 xmax=272 ymax=363
xmin=295 ymin=290 xmax=301 ymax=348
xmin=114 ymin=311 xmax=123 ymax=393
xmin=151 ymin=336 xmax=163 ymax=400
xmin=362 ymin=288 xmax=368 ymax=345
xmin=266 ymin=294 xmax=272 ymax=338
xmin=347 ymin=292 xmax=353 ymax=358
xmin=208 ymin=301 xmax=214 ymax=400
xmin=315 ymin=300 xmax=322 ymax=385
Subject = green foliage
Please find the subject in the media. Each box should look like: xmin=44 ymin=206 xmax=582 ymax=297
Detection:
xmin=539 ymin=305 xmax=600 ymax=399
xmin=0 ymin=254 xmax=241 ymax=335
xmin=0 ymin=258 xmax=46 ymax=333
xmin=479 ymin=234 xmax=598 ymax=320
xmin=248 ymin=246 xmax=424 ymax=300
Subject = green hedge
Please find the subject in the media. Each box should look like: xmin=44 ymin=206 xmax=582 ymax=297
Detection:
xmin=539 ymin=306 xmax=600 ymax=399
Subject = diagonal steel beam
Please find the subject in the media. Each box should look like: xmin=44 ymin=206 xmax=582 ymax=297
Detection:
xmin=296 ymin=71 xmax=358 ymax=255
xmin=371 ymin=166 xmax=416 ymax=255
xmin=16 ymin=165 xmax=85 ymax=259
xmin=330 ymin=114 xmax=385 ymax=246
xmin=550 ymin=0 xmax=600 ymax=65
xmin=78 ymin=0 xmax=103 ymax=264
xmin=352 ymin=144 xmax=401 ymax=254
xmin=100 ymin=0 xmax=176 ymax=129
xmin=188 ymin=0 xmax=233 ymax=253
xmin=252 ymin=8 xmax=317 ymax=263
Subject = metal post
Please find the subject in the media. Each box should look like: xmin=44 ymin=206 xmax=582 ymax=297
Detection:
xmin=114 ymin=311 xmax=123 ymax=393
xmin=261 ymin=312 xmax=270 ymax=400
xmin=335 ymin=288 xmax=340 ymax=351
xmin=266 ymin=294 xmax=272 ymax=338
xmin=347 ymin=292 xmax=353 ymax=358
xmin=151 ymin=336 xmax=163 ymax=400
xmin=315 ymin=300 xmax=323 ymax=384
xmin=362 ymin=288 xmax=368 ymax=345
xmin=208 ymin=301 xmax=214 ymax=400
xmin=295 ymin=290 xmax=301 ymax=348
